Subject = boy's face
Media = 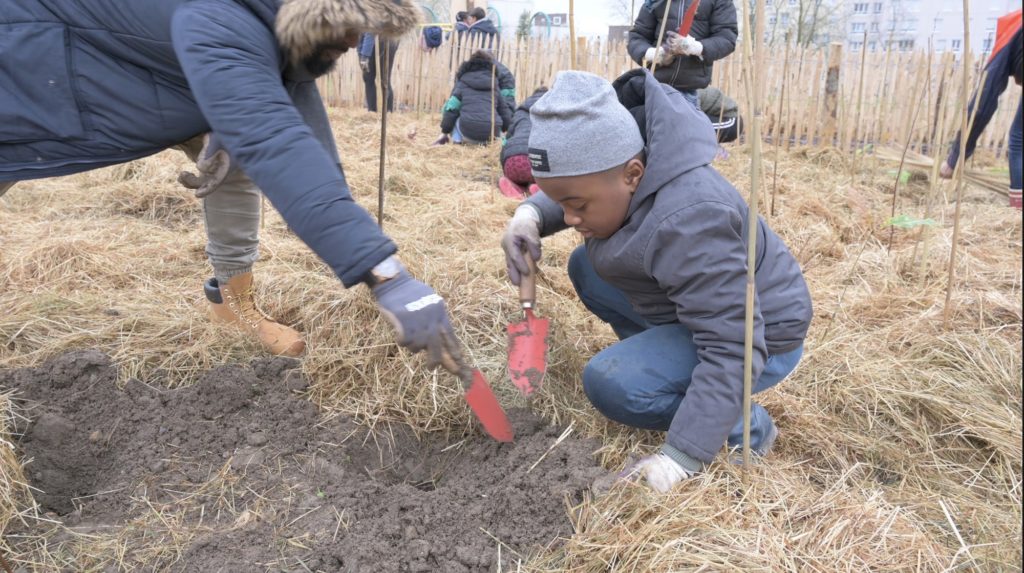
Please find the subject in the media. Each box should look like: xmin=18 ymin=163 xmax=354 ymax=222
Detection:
xmin=536 ymin=158 xmax=645 ymax=240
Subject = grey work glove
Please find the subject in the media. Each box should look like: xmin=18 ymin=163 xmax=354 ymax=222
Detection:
xmin=359 ymin=57 xmax=371 ymax=74
xmin=178 ymin=133 xmax=234 ymax=198
xmin=371 ymin=270 xmax=461 ymax=373
xmin=501 ymin=205 xmax=542 ymax=286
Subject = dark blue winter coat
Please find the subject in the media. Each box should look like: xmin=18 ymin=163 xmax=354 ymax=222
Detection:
xmin=0 ymin=0 xmax=414 ymax=287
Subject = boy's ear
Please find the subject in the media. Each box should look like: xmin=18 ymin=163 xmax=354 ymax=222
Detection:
xmin=624 ymin=158 xmax=645 ymax=193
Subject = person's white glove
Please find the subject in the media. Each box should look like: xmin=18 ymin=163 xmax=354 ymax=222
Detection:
xmin=501 ymin=205 xmax=543 ymax=286
xmin=625 ymin=453 xmax=694 ymax=493
xmin=667 ymin=32 xmax=704 ymax=58
xmin=644 ymin=46 xmax=675 ymax=66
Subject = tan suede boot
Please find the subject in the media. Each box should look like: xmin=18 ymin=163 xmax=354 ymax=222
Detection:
xmin=206 ymin=273 xmax=305 ymax=357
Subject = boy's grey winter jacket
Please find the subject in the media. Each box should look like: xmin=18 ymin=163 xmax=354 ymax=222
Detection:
xmin=524 ymin=70 xmax=812 ymax=464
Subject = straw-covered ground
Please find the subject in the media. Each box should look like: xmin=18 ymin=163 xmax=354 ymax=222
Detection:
xmin=1 ymin=108 xmax=1021 ymax=571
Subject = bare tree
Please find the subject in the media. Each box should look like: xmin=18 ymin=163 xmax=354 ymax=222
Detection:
xmin=607 ymin=0 xmax=639 ymax=26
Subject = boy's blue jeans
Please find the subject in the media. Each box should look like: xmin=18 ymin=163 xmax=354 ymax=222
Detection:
xmin=567 ymin=247 xmax=803 ymax=453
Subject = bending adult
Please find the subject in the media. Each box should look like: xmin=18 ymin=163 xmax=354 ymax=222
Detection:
xmin=1 ymin=0 xmax=464 ymax=368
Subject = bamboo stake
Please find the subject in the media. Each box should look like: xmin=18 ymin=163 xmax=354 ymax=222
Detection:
xmin=569 ymin=0 xmax=577 ymax=70
xmin=377 ymin=39 xmax=390 ymax=228
xmin=741 ymin=0 xmax=766 ymax=472
xmin=942 ymin=0 xmax=971 ymax=328
xmin=649 ymin=0 xmax=674 ymax=77
xmin=374 ymin=36 xmax=384 ymax=115
xmin=886 ymin=70 xmax=927 ymax=252
xmin=770 ymin=33 xmax=792 ymax=216
xmin=850 ymin=30 xmax=868 ymax=178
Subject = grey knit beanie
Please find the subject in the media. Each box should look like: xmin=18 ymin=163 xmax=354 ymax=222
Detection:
xmin=528 ymin=71 xmax=644 ymax=178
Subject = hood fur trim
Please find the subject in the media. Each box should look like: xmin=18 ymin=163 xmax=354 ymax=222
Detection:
xmin=276 ymin=0 xmax=421 ymax=65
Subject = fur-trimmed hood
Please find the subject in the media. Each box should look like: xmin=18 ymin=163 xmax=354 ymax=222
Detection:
xmin=276 ymin=0 xmax=421 ymax=65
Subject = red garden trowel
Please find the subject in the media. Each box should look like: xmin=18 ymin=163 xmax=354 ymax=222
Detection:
xmin=507 ymin=256 xmax=550 ymax=397
xmin=458 ymin=366 xmax=514 ymax=442
xmin=443 ymin=342 xmax=514 ymax=443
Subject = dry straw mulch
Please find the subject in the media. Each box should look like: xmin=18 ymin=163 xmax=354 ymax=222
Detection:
xmin=1 ymin=109 xmax=1020 ymax=571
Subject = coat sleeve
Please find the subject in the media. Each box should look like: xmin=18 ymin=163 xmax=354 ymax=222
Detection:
xmin=699 ymin=0 xmax=738 ymax=62
xmin=440 ymin=82 xmax=463 ymax=135
xmin=171 ymin=2 xmax=395 ymax=287
xmin=945 ymin=38 xmax=1017 ymax=167
xmin=523 ymin=190 xmax=569 ymax=237
xmin=647 ymin=202 xmax=767 ymax=463
xmin=627 ymin=3 xmax=659 ymax=64
xmin=498 ymin=63 xmax=517 ymax=110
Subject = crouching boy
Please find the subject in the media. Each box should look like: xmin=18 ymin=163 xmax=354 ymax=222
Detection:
xmin=501 ymin=70 xmax=812 ymax=492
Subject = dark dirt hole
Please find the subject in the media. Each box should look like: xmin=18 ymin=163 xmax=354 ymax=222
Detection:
xmin=1 ymin=350 xmax=608 ymax=572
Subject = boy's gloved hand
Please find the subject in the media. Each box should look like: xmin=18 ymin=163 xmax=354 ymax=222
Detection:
xmin=431 ymin=134 xmax=450 ymax=147
xmin=667 ymin=32 xmax=703 ymax=58
xmin=644 ymin=46 xmax=675 ymax=66
xmin=501 ymin=205 xmax=542 ymax=286
xmin=625 ymin=452 xmax=695 ymax=493
xmin=371 ymin=270 xmax=460 ymax=373
xmin=359 ymin=57 xmax=370 ymax=74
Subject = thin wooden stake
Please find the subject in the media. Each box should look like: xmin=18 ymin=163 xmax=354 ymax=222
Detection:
xmin=569 ymin=0 xmax=577 ymax=70
xmin=649 ymin=0 xmax=674 ymax=77
xmin=851 ymin=30 xmax=869 ymax=178
xmin=377 ymin=40 xmax=390 ymax=228
xmin=942 ymin=0 xmax=966 ymax=327
xmin=741 ymin=0 xmax=767 ymax=473
xmin=771 ymin=33 xmax=792 ymax=216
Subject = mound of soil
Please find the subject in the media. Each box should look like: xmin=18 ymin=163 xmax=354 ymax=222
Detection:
xmin=0 ymin=350 xmax=608 ymax=572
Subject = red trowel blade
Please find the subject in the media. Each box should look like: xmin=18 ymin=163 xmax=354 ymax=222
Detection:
xmin=464 ymin=369 xmax=515 ymax=442
xmin=507 ymin=309 xmax=549 ymax=396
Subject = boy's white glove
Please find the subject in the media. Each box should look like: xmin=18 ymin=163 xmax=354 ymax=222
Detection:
xmin=626 ymin=452 xmax=694 ymax=493
xmin=644 ymin=46 xmax=675 ymax=66
xmin=501 ymin=205 xmax=542 ymax=286
xmin=667 ymin=32 xmax=704 ymax=58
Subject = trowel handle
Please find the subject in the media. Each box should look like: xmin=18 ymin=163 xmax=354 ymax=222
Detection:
xmin=519 ymin=254 xmax=537 ymax=307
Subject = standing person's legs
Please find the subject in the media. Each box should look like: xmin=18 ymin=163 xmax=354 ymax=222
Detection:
xmin=203 ymin=171 xmax=262 ymax=284
xmin=383 ymin=41 xmax=398 ymax=113
xmin=362 ymin=56 xmax=378 ymax=112
xmin=1008 ymin=98 xmax=1022 ymax=210
xmin=679 ymin=89 xmax=699 ymax=109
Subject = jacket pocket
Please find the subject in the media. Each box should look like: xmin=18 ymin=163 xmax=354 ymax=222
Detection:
xmin=0 ymin=23 xmax=86 ymax=142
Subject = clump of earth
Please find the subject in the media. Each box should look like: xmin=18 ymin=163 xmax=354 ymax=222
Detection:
xmin=1 ymin=350 xmax=608 ymax=572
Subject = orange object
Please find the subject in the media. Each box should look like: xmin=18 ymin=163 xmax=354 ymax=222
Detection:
xmin=507 ymin=256 xmax=550 ymax=396
xmin=463 ymin=368 xmax=514 ymax=442
xmin=678 ymin=0 xmax=702 ymax=37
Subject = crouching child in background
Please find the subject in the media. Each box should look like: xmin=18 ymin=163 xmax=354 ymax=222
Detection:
xmin=432 ymin=50 xmax=514 ymax=146
xmin=500 ymin=70 xmax=813 ymax=492
xmin=498 ymin=86 xmax=548 ymax=198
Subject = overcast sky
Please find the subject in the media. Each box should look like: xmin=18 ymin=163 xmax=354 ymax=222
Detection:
xmin=532 ymin=0 xmax=634 ymax=37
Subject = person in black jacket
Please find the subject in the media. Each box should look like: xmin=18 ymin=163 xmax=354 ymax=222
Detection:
xmin=465 ymin=7 xmax=499 ymax=49
xmin=627 ymin=0 xmax=738 ymax=107
xmin=498 ymin=87 xmax=548 ymax=198
xmin=433 ymin=50 xmax=513 ymax=146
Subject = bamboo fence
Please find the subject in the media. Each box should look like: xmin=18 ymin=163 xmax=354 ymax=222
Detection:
xmin=320 ymin=34 xmax=1019 ymax=155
